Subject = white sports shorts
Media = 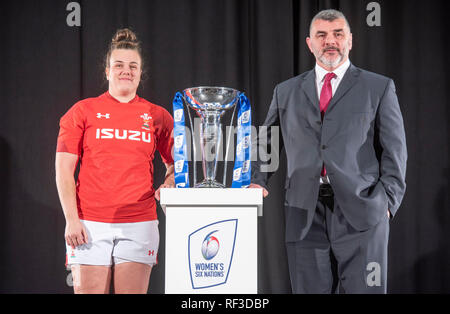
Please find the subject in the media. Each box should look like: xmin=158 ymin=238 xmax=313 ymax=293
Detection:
xmin=66 ymin=219 xmax=159 ymax=269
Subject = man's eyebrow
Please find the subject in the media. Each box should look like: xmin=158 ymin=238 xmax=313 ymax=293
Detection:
xmin=113 ymin=60 xmax=139 ymax=64
xmin=333 ymin=29 xmax=344 ymax=33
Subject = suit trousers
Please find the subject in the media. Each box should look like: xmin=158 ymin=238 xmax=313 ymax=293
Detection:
xmin=286 ymin=186 xmax=390 ymax=294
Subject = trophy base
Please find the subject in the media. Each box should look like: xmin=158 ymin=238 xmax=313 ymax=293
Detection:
xmin=194 ymin=180 xmax=225 ymax=188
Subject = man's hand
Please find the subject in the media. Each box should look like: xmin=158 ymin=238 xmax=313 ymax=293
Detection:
xmin=248 ymin=183 xmax=269 ymax=198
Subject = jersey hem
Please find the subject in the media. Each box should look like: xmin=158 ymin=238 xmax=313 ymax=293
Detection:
xmin=78 ymin=215 xmax=158 ymax=223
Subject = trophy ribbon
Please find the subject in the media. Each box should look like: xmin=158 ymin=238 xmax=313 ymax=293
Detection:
xmin=231 ymin=93 xmax=251 ymax=188
xmin=173 ymin=92 xmax=190 ymax=188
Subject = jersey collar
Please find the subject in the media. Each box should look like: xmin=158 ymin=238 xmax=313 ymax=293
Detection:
xmin=104 ymin=91 xmax=140 ymax=104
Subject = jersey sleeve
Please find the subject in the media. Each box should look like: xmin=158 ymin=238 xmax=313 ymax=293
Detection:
xmin=157 ymin=107 xmax=174 ymax=164
xmin=56 ymin=102 xmax=85 ymax=155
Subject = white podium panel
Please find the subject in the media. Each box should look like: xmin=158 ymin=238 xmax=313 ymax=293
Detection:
xmin=160 ymin=188 xmax=262 ymax=294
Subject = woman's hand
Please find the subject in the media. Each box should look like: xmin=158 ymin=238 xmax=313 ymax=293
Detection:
xmin=65 ymin=218 xmax=89 ymax=250
xmin=155 ymin=163 xmax=175 ymax=201
xmin=155 ymin=182 xmax=174 ymax=201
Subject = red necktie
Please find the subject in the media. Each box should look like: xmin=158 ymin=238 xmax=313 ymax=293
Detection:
xmin=320 ymin=72 xmax=336 ymax=177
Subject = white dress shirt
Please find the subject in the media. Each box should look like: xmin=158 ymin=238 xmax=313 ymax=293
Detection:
xmin=315 ymin=58 xmax=351 ymax=98
xmin=315 ymin=58 xmax=351 ymax=184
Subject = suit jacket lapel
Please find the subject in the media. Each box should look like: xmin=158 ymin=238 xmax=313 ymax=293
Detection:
xmin=326 ymin=64 xmax=361 ymax=114
xmin=300 ymin=69 xmax=320 ymax=114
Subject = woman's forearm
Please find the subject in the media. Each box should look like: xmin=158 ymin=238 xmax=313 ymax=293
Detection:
xmin=56 ymin=173 xmax=79 ymax=222
xmin=55 ymin=153 xmax=80 ymax=222
xmin=163 ymin=163 xmax=174 ymax=185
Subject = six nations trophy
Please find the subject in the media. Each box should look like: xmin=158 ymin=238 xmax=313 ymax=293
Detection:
xmin=172 ymin=87 xmax=252 ymax=188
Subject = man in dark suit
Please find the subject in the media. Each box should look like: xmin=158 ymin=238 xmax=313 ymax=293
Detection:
xmin=250 ymin=9 xmax=407 ymax=293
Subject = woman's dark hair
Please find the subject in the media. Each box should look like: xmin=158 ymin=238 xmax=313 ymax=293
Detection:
xmin=104 ymin=28 xmax=144 ymax=71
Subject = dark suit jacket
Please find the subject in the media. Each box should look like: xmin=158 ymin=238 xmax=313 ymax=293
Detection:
xmin=252 ymin=64 xmax=407 ymax=241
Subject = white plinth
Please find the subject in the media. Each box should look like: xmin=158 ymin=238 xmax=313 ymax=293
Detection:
xmin=160 ymin=188 xmax=263 ymax=294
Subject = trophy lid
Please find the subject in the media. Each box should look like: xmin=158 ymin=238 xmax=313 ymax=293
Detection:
xmin=183 ymin=86 xmax=240 ymax=110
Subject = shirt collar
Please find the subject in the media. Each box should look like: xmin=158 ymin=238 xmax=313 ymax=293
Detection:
xmin=315 ymin=58 xmax=351 ymax=82
xmin=104 ymin=91 xmax=140 ymax=104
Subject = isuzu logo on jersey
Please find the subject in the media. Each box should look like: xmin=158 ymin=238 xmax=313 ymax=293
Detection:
xmin=188 ymin=219 xmax=237 ymax=289
xmin=95 ymin=128 xmax=151 ymax=143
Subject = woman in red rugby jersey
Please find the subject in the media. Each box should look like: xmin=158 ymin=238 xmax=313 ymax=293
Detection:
xmin=55 ymin=28 xmax=174 ymax=294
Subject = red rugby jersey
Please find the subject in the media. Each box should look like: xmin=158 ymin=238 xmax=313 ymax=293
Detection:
xmin=57 ymin=92 xmax=174 ymax=223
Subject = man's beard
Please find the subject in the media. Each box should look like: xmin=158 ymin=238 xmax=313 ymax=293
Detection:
xmin=317 ymin=46 xmax=347 ymax=68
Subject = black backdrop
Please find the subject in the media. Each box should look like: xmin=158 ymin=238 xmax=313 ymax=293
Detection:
xmin=0 ymin=0 xmax=449 ymax=294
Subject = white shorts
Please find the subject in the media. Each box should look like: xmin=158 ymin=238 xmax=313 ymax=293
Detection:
xmin=65 ymin=220 xmax=159 ymax=269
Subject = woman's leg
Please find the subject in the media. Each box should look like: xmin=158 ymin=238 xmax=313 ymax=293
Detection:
xmin=71 ymin=265 xmax=112 ymax=294
xmin=112 ymin=262 xmax=152 ymax=294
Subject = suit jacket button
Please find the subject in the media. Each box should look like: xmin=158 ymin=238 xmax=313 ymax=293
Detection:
xmin=321 ymin=145 xmax=327 ymax=150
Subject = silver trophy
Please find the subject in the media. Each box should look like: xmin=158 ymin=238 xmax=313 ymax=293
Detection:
xmin=183 ymin=87 xmax=241 ymax=188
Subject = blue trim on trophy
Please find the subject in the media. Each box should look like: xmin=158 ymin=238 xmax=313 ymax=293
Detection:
xmin=231 ymin=93 xmax=252 ymax=188
xmin=173 ymin=92 xmax=190 ymax=188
